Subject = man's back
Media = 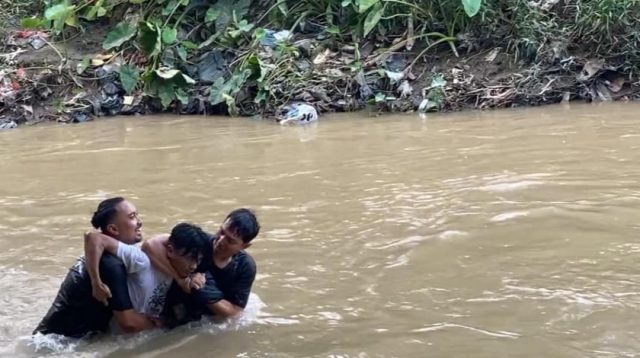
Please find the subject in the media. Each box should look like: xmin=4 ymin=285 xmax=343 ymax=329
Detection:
xmin=34 ymin=254 xmax=131 ymax=338
xmin=115 ymin=242 xmax=172 ymax=317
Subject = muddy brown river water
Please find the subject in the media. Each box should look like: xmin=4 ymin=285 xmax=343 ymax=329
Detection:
xmin=2 ymin=103 xmax=640 ymax=357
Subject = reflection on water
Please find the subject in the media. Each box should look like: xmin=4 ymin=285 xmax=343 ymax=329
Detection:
xmin=2 ymin=103 xmax=640 ymax=357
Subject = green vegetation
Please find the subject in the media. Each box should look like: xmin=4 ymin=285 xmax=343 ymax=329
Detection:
xmin=10 ymin=0 xmax=482 ymax=113
xmin=5 ymin=0 xmax=640 ymax=115
xmin=0 ymin=0 xmax=40 ymax=38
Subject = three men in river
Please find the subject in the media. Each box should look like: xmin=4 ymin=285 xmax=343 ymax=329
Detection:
xmin=33 ymin=197 xmax=260 ymax=339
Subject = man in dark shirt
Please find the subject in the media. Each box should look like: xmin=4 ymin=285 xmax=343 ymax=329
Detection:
xmin=142 ymin=208 xmax=260 ymax=327
xmin=33 ymin=197 xmax=155 ymax=338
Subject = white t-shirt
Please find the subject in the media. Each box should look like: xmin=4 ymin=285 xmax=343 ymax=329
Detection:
xmin=116 ymin=242 xmax=172 ymax=317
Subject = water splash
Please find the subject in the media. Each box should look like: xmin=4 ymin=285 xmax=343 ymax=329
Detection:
xmin=16 ymin=293 xmax=266 ymax=357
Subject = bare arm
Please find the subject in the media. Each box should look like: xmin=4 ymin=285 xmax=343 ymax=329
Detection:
xmin=141 ymin=234 xmax=199 ymax=291
xmin=140 ymin=234 xmax=179 ymax=279
xmin=206 ymin=300 xmax=243 ymax=319
xmin=84 ymin=231 xmax=121 ymax=304
xmin=204 ymin=255 xmax=256 ymax=319
xmin=113 ymin=309 xmax=159 ymax=333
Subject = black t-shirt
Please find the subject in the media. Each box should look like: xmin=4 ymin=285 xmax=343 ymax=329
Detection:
xmin=33 ymin=253 xmax=133 ymax=338
xmin=162 ymin=235 xmax=256 ymax=327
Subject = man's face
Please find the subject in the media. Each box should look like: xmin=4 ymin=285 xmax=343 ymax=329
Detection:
xmin=167 ymin=247 xmax=200 ymax=278
xmin=108 ymin=200 xmax=143 ymax=244
xmin=214 ymin=219 xmax=250 ymax=257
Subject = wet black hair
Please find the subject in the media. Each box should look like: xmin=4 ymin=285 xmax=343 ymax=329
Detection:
xmin=225 ymin=208 xmax=260 ymax=243
xmin=168 ymin=223 xmax=209 ymax=260
xmin=91 ymin=197 xmax=125 ymax=232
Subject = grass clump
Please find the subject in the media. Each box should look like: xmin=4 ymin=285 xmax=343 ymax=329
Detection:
xmin=0 ymin=0 xmax=41 ymax=39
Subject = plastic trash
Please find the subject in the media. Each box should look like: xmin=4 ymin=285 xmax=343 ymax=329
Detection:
xmin=100 ymin=94 xmax=122 ymax=116
xmin=0 ymin=120 xmax=17 ymax=130
xmin=102 ymin=82 xmax=121 ymax=96
xmin=259 ymin=30 xmax=292 ymax=48
xmin=70 ymin=111 xmax=89 ymax=123
xmin=197 ymin=50 xmax=227 ymax=85
xmin=277 ymin=103 xmax=318 ymax=125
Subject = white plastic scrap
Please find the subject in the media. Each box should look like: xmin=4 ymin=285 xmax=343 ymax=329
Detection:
xmin=277 ymin=103 xmax=318 ymax=125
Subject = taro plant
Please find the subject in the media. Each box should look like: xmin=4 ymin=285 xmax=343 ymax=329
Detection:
xmin=143 ymin=67 xmax=195 ymax=107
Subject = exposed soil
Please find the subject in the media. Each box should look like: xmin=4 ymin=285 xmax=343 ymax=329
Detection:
xmin=1 ymin=21 xmax=639 ymax=129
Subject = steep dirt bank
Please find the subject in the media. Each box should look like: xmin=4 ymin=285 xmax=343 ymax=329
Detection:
xmin=1 ymin=6 xmax=638 ymax=129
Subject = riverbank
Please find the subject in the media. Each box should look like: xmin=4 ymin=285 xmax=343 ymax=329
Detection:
xmin=1 ymin=0 xmax=639 ymax=128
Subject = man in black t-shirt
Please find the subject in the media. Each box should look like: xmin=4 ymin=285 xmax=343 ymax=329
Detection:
xmin=142 ymin=208 xmax=260 ymax=327
xmin=33 ymin=197 xmax=156 ymax=338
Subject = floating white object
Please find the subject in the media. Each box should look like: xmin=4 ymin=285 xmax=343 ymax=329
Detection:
xmin=276 ymin=103 xmax=318 ymax=125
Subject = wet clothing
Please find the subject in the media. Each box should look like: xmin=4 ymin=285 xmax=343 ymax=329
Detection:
xmin=116 ymin=242 xmax=172 ymax=317
xmin=33 ymin=254 xmax=133 ymax=338
xmin=162 ymin=235 xmax=256 ymax=327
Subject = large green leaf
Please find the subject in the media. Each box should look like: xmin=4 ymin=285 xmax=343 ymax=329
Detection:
xmin=363 ymin=3 xmax=383 ymax=37
xmin=208 ymin=69 xmax=249 ymax=106
xmin=154 ymin=68 xmax=194 ymax=85
xmin=198 ymin=34 xmax=218 ymax=49
xmin=176 ymin=46 xmax=188 ymax=61
xmin=205 ymin=7 xmax=219 ymax=23
xmin=44 ymin=2 xmax=77 ymax=33
xmin=245 ymin=54 xmax=270 ymax=83
xmin=208 ymin=77 xmax=227 ymax=105
xmin=211 ymin=0 xmax=250 ymax=34
xmin=162 ymin=27 xmax=177 ymax=45
xmin=181 ymin=41 xmax=198 ymax=49
xmin=162 ymin=0 xmax=177 ymax=16
xmin=158 ymin=83 xmax=175 ymax=108
xmin=356 ymin=0 xmax=378 ymax=14
xmin=103 ymin=22 xmax=138 ymax=50
xmin=254 ymin=89 xmax=267 ymax=104
xmin=461 ymin=0 xmax=482 ymax=17
xmin=44 ymin=3 xmax=73 ymax=21
xmin=118 ymin=64 xmax=140 ymax=94
xmin=83 ymin=0 xmax=106 ymax=20
xmin=139 ymin=22 xmax=162 ymax=58
xmin=228 ymin=20 xmax=254 ymax=38
xmin=175 ymin=88 xmax=189 ymax=105
xmin=145 ymin=71 xmax=193 ymax=109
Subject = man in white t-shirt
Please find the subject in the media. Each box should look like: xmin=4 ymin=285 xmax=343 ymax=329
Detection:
xmin=84 ymin=223 xmax=209 ymax=319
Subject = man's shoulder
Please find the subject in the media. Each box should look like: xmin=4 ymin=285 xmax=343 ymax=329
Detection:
xmin=99 ymin=252 xmax=125 ymax=267
xmin=76 ymin=253 xmax=124 ymax=272
xmin=116 ymin=243 xmax=148 ymax=261
xmin=234 ymin=250 xmax=256 ymax=272
xmin=235 ymin=250 xmax=255 ymax=262
xmin=116 ymin=242 xmax=144 ymax=253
